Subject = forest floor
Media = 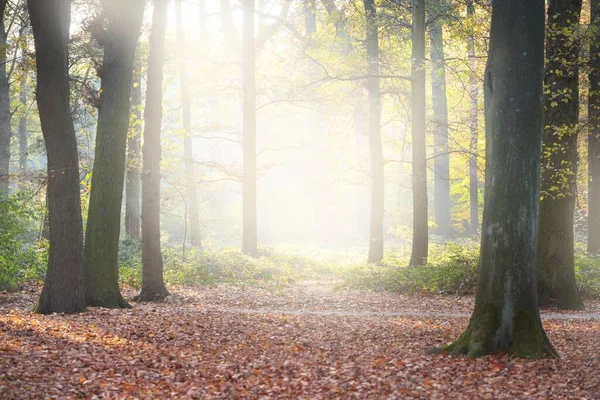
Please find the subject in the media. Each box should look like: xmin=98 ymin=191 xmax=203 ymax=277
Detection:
xmin=1 ymin=280 xmax=600 ymax=399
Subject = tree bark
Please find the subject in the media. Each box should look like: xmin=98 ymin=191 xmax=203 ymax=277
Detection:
xmin=0 ymin=0 xmax=12 ymax=193
xmin=176 ymin=0 xmax=202 ymax=249
xmin=429 ymin=19 xmax=450 ymax=237
xmin=84 ymin=0 xmax=145 ymax=308
xmin=304 ymin=0 xmax=316 ymax=35
xmin=125 ymin=51 xmax=142 ymax=242
xmin=242 ymin=0 xmax=258 ymax=256
xmin=138 ymin=0 xmax=170 ymax=302
xmin=435 ymin=0 xmax=557 ymax=359
xmin=537 ymin=0 xmax=583 ymax=310
xmin=409 ymin=0 xmax=428 ymax=266
xmin=29 ymin=0 xmax=86 ymax=314
xmin=467 ymin=0 xmax=479 ymax=236
xmin=18 ymin=69 xmax=27 ymax=174
xmin=590 ymin=0 xmax=600 ymax=254
xmin=363 ymin=0 xmax=384 ymax=263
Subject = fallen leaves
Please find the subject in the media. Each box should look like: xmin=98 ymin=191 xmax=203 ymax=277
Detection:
xmin=0 ymin=282 xmax=599 ymax=398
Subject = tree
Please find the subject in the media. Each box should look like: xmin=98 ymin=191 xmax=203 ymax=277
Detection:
xmin=466 ymin=0 xmax=479 ymax=236
xmin=29 ymin=0 xmax=86 ymax=314
xmin=84 ymin=0 xmax=145 ymax=308
xmin=0 ymin=0 xmax=12 ymax=193
xmin=537 ymin=0 xmax=583 ymax=310
xmin=242 ymin=0 xmax=258 ymax=256
xmin=435 ymin=0 xmax=557 ymax=358
xmin=410 ymin=0 xmax=428 ymax=266
xmin=429 ymin=15 xmax=450 ymax=237
xmin=589 ymin=0 xmax=600 ymax=254
xmin=137 ymin=0 xmax=170 ymax=302
xmin=125 ymin=51 xmax=142 ymax=242
xmin=364 ymin=0 xmax=384 ymax=263
xmin=176 ymin=0 xmax=202 ymax=248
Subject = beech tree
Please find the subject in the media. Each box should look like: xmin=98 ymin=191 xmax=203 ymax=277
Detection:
xmin=537 ymin=0 xmax=583 ymax=310
xmin=410 ymin=0 xmax=428 ymax=266
xmin=138 ymin=0 xmax=170 ymax=302
xmin=589 ymin=0 xmax=600 ymax=254
xmin=0 ymin=0 xmax=11 ymax=193
xmin=436 ymin=0 xmax=557 ymax=358
xmin=84 ymin=0 xmax=145 ymax=308
xmin=29 ymin=0 xmax=86 ymax=314
xmin=466 ymin=0 xmax=479 ymax=236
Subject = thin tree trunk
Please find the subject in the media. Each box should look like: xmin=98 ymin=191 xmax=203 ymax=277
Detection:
xmin=409 ymin=0 xmax=428 ymax=266
xmin=84 ymin=0 xmax=145 ymax=308
xmin=304 ymin=0 xmax=316 ymax=35
xmin=176 ymin=0 xmax=202 ymax=248
xmin=138 ymin=0 xmax=170 ymax=302
xmin=29 ymin=0 xmax=86 ymax=314
xmin=364 ymin=0 xmax=384 ymax=263
xmin=466 ymin=0 xmax=479 ymax=236
xmin=429 ymin=19 xmax=451 ymax=237
xmin=0 ymin=0 xmax=12 ymax=194
xmin=435 ymin=0 xmax=556 ymax=359
xmin=18 ymin=69 xmax=27 ymax=174
xmin=590 ymin=0 xmax=600 ymax=254
xmin=125 ymin=51 xmax=142 ymax=241
xmin=242 ymin=0 xmax=258 ymax=256
xmin=537 ymin=0 xmax=583 ymax=310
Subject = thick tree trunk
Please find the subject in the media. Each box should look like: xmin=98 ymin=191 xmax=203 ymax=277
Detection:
xmin=125 ymin=52 xmax=142 ymax=242
xmin=590 ymin=0 xmax=600 ymax=254
xmin=537 ymin=0 xmax=583 ymax=310
xmin=467 ymin=0 xmax=479 ymax=236
xmin=29 ymin=0 xmax=86 ymax=314
xmin=429 ymin=20 xmax=450 ymax=237
xmin=84 ymin=0 xmax=145 ymax=308
xmin=138 ymin=0 xmax=170 ymax=302
xmin=409 ymin=0 xmax=428 ymax=266
xmin=18 ymin=70 xmax=27 ymax=174
xmin=242 ymin=0 xmax=258 ymax=256
xmin=0 ymin=0 xmax=12 ymax=194
xmin=363 ymin=0 xmax=384 ymax=263
xmin=435 ymin=0 xmax=557 ymax=359
xmin=175 ymin=0 xmax=202 ymax=249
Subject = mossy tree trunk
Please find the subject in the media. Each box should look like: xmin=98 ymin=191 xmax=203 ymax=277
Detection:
xmin=175 ymin=0 xmax=202 ymax=249
xmin=537 ymin=0 xmax=583 ymax=310
xmin=466 ymin=0 xmax=479 ymax=236
xmin=589 ymin=0 xmax=600 ymax=254
xmin=29 ymin=0 xmax=86 ymax=314
xmin=0 ymin=0 xmax=11 ymax=194
xmin=364 ymin=0 xmax=384 ymax=264
xmin=125 ymin=51 xmax=142 ymax=242
xmin=242 ymin=0 xmax=258 ymax=257
xmin=138 ymin=0 xmax=170 ymax=302
xmin=84 ymin=0 xmax=145 ymax=308
xmin=429 ymin=19 xmax=451 ymax=237
xmin=410 ymin=0 xmax=428 ymax=266
xmin=435 ymin=0 xmax=557 ymax=359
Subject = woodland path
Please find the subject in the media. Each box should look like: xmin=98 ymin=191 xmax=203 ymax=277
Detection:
xmin=1 ymin=280 xmax=599 ymax=398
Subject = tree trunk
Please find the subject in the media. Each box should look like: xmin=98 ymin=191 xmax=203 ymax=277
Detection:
xmin=125 ymin=51 xmax=142 ymax=242
xmin=0 ymin=0 xmax=12 ymax=194
xmin=467 ymin=0 xmax=479 ymax=236
xmin=409 ymin=0 xmax=428 ymax=266
xmin=304 ymin=0 xmax=316 ymax=35
xmin=435 ymin=0 xmax=557 ymax=359
xmin=242 ymin=0 xmax=258 ymax=256
xmin=537 ymin=0 xmax=583 ymax=310
xmin=176 ymin=0 xmax=202 ymax=249
xmin=28 ymin=0 xmax=86 ymax=314
xmin=363 ymin=0 xmax=384 ymax=263
xmin=84 ymin=0 xmax=145 ymax=308
xmin=18 ymin=69 xmax=27 ymax=174
xmin=590 ymin=0 xmax=600 ymax=254
xmin=429 ymin=19 xmax=450 ymax=237
xmin=138 ymin=0 xmax=170 ymax=302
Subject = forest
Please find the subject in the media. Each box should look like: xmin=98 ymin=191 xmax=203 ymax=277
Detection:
xmin=1 ymin=0 xmax=600 ymax=398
